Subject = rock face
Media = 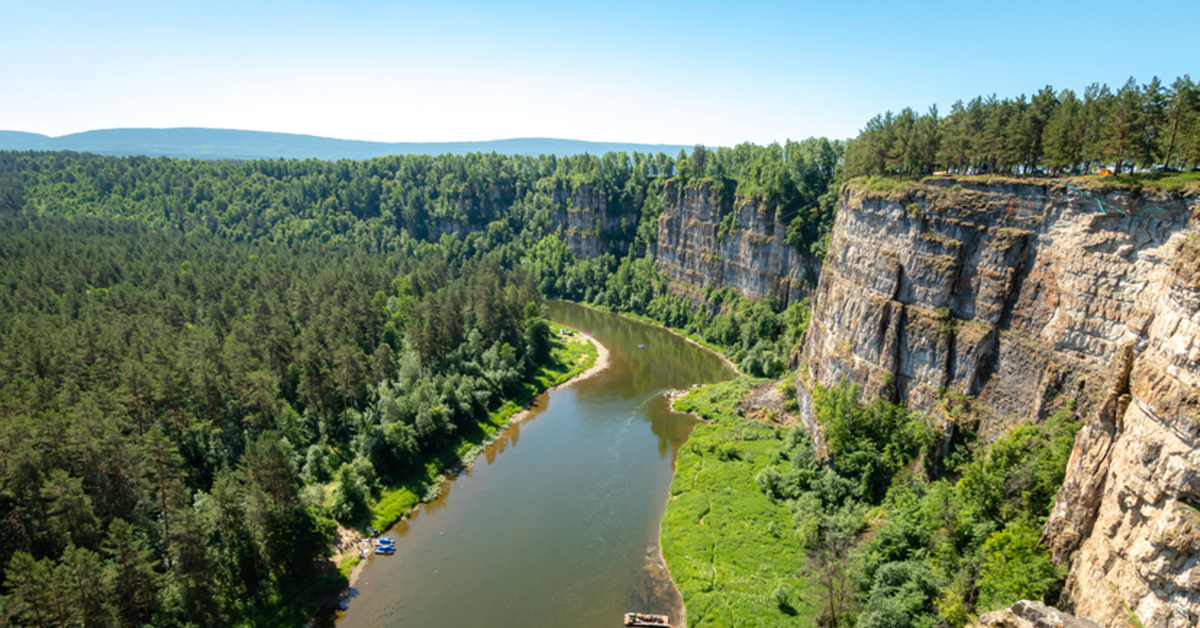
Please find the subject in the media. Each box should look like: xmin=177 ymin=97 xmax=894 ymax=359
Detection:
xmin=423 ymin=182 xmax=635 ymax=259
xmin=976 ymin=600 xmax=1103 ymax=628
xmin=425 ymin=179 xmax=814 ymax=307
xmin=655 ymin=179 xmax=818 ymax=306
xmin=550 ymin=183 xmax=637 ymax=259
xmin=798 ymin=177 xmax=1200 ymax=627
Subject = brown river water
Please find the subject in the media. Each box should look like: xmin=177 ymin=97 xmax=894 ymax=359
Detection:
xmin=334 ymin=301 xmax=735 ymax=628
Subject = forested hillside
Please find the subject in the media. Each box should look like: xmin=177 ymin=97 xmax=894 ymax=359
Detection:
xmin=0 ymin=211 xmax=567 ymax=626
xmin=0 ymin=142 xmax=843 ymax=376
xmin=0 ymin=142 xmax=842 ymax=627
xmin=0 ymin=141 xmax=843 ymax=256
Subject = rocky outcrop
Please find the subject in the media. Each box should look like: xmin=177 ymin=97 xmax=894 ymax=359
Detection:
xmin=976 ymin=600 xmax=1103 ymax=628
xmin=798 ymin=177 xmax=1200 ymax=627
xmin=550 ymin=183 xmax=637 ymax=259
xmin=1047 ymin=228 xmax=1200 ymax=628
xmin=425 ymin=182 xmax=635 ymax=259
xmin=429 ymin=183 xmax=509 ymax=240
xmin=655 ymin=179 xmax=818 ymax=306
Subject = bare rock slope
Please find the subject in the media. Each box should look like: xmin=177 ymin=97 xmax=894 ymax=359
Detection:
xmin=975 ymin=600 xmax=1102 ymax=628
xmin=798 ymin=177 xmax=1200 ymax=627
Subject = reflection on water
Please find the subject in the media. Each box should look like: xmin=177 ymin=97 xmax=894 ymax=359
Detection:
xmin=337 ymin=301 xmax=734 ymax=628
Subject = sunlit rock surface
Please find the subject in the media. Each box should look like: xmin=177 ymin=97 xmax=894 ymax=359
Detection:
xmin=798 ymin=177 xmax=1200 ymax=627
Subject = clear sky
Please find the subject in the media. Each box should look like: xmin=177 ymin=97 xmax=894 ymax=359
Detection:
xmin=2 ymin=0 xmax=1196 ymax=146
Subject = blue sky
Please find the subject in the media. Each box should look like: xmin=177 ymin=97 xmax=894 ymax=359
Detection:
xmin=2 ymin=0 xmax=1196 ymax=146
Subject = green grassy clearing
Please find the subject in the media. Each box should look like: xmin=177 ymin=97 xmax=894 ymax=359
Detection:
xmin=664 ymin=378 xmax=814 ymax=627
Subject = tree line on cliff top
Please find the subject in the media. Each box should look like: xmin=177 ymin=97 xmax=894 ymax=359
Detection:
xmin=844 ymin=75 xmax=1200 ymax=177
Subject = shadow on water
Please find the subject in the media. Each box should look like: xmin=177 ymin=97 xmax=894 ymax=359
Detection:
xmin=336 ymin=301 xmax=734 ymax=628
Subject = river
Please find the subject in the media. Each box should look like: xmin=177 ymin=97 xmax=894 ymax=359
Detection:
xmin=335 ymin=301 xmax=736 ymax=627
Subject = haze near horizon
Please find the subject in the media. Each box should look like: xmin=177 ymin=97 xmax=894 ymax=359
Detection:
xmin=3 ymin=0 xmax=1197 ymax=147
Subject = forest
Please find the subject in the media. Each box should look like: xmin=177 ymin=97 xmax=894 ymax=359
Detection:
xmin=844 ymin=75 xmax=1200 ymax=177
xmin=0 ymin=212 xmax=564 ymax=626
xmin=0 ymin=142 xmax=840 ymax=626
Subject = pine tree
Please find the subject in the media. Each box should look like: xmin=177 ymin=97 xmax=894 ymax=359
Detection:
xmin=59 ymin=544 xmax=115 ymax=628
xmin=937 ymin=100 xmax=969 ymax=173
xmin=1138 ymin=76 xmax=1168 ymax=168
xmin=101 ymin=518 xmax=159 ymax=625
xmin=1078 ymin=83 xmax=1111 ymax=171
xmin=1105 ymin=77 xmax=1144 ymax=173
xmin=1162 ymin=75 xmax=1198 ymax=169
xmin=3 ymin=552 xmax=51 ymax=628
xmin=138 ymin=427 xmax=186 ymax=568
xmin=40 ymin=469 xmax=101 ymax=551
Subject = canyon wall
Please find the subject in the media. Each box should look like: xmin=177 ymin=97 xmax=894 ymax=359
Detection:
xmin=550 ymin=182 xmax=637 ymax=259
xmin=428 ymin=179 xmax=815 ymax=307
xmin=426 ymin=182 xmax=637 ymax=259
xmin=798 ymin=177 xmax=1200 ymax=627
xmin=654 ymin=179 xmax=818 ymax=306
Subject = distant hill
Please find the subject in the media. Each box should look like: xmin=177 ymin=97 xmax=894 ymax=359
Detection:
xmin=0 ymin=128 xmax=693 ymax=161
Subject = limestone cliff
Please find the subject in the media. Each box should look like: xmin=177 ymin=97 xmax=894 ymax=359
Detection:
xmin=550 ymin=182 xmax=637 ymax=259
xmin=798 ymin=176 xmax=1200 ymax=627
xmin=975 ymin=600 xmax=1103 ymax=628
xmin=654 ymin=179 xmax=818 ymax=306
xmin=426 ymin=182 xmax=636 ymax=259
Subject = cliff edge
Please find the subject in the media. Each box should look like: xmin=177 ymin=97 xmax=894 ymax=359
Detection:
xmin=798 ymin=176 xmax=1200 ymax=627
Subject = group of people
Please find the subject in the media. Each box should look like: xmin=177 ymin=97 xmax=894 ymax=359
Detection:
xmin=333 ymin=531 xmax=380 ymax=557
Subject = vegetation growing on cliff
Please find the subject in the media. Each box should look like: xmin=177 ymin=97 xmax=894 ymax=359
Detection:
xmin=665 ymin=379 xmax=1080 ymax=628
xmin=672 ymin=139 xmax=847 ymax=259
xmin=845 ymin=75 xmax=1200 ymax=177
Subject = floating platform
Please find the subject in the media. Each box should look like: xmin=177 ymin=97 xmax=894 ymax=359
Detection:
xmin=624 ymin=612 xmax=670 ymax=627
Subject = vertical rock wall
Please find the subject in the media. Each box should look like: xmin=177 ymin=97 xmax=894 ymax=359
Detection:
xmin=654 ymin=179 xmax=819 ymax=306
xmin=798 ymin=177 xmax=1200 ymax=627
xmin=550 ymin=182 xmax=638 ymax=259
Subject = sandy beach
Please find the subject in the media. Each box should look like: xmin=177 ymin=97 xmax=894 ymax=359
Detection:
xmin=555 ymin=333 xmax=610 ymax=389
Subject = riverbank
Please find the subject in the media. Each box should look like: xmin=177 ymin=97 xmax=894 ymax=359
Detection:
xmin=560 ymin=300 xmax=742 ymax=376
xmin=554 ymin=301 xmax=747 ymax=628
xmin=556 ymin=331 xmax=609 ymax=388
xmin=316 ymin=326 xmax=601 ymax=620
xmin=363 ymin=326 xmax=598 ymax=532
xmin=655 ymin=508 xmax=688 ymax=628
xmin=662 ymin=377 xmax=812 ymax=627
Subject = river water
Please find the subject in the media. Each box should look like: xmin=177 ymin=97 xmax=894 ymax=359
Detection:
xmin=335 ymin=301 xmax=735 ymax=628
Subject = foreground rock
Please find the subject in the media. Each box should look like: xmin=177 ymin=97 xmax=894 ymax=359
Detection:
xmin=798 ymin=177 xmax=1200 ymax=627
xmin=976 ymin=600 xmax=1102 ymax=628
